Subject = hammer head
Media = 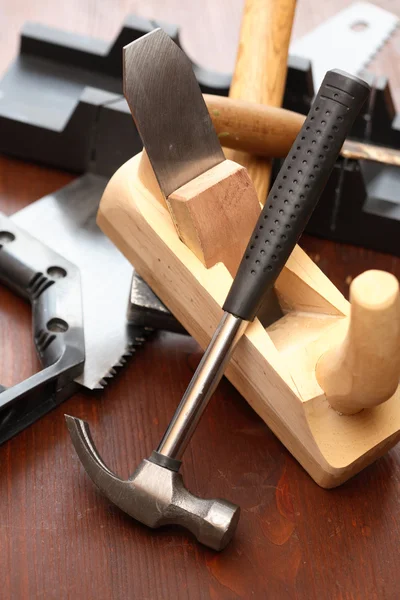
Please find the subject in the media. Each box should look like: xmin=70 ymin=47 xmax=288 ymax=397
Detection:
xmin=66 ymin=416 xmax=239 ymax=551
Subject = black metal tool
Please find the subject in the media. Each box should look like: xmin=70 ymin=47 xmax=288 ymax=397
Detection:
xmin=10 ymin=175 xmax=151 ymax=391
xmin=0 ymin=214 xmax=85 ymax=444
xmin=67 ymin=69 xmax=369 ymax=550
xmin=0 ymin=185 xmax=155 ymax=443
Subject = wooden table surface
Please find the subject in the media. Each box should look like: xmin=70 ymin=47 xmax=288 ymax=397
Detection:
xmin=1 ymin=1 xmax=400 ymax=598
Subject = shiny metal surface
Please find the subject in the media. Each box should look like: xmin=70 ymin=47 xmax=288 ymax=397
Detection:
xmin=66 ymin=415 xmax=239 ymax=551
xmin=123 ymin=28 xmax=225 ymax=197
xmin=157 ymin=313 xmax=248 ymax=460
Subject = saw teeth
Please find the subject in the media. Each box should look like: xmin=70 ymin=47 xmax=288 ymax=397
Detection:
xmin=95 ymin=380 xmax=106 ymax=389
xmin=94 ymin=326 xmax=151 ymax=388
xmin=361 ymin=22 xmax=399 ymax=71
xmin=93 ymin=347 xmax=137 ymax=388
xmin=113 ymin=360 xmax=125 ymax=368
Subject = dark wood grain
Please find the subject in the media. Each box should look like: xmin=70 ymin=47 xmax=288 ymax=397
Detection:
xmin=1 ymin=2 xmax=400 ymax=599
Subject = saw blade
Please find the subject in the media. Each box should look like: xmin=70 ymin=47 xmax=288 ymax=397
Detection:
xmin=123 ymin=28 xmax=225 ymax=197
xmin=11 ymin=173 xmax=149 ymax=390
xmin=291 ymin=2 xmax=399 ymax=91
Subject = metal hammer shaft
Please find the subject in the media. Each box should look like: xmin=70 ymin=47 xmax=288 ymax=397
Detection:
xmin=157 ymin=313 xmax=248 ymax=460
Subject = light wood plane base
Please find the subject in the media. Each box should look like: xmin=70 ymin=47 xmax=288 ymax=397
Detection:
xmin=97 ymin=152 xmax=400 ymax=488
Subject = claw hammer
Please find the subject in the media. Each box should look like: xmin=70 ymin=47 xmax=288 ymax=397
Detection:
xmin=67 ymin=0 xmax=369 ymax=550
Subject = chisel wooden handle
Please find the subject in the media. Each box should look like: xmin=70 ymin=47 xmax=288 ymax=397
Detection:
xmin=227 ymin=0 xmax=297 ymax=202
xmin=205 ymin=95 xmax=304 ymax=158
xmin=206 ymin=97 xmax=399 ymax=168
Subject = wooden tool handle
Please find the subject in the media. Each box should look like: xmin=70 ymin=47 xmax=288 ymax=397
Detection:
xmin=205 ymin=95 xmax=304 ymax=158
xmin=206 ymin=97 xmax=400 ymax=168
xmin=227 ymin=0 xmax=297 ymax=202
xmin=316 ymin=270 xmax=400 ymax=415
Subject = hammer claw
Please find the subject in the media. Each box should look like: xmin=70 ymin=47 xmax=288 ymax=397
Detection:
xmin=65 ymin=415 xmax=239 ymax=551
xmin=65 ymin=414 xmax=125 ymax=486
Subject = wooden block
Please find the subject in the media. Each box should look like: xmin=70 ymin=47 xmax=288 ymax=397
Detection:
xmin=316 ymin=270 xmax=400 ymax=415
xmin=167 ymin=160 xmax=260 ymax=276
xmin=97 ymin=152 xmax=400 ymax=488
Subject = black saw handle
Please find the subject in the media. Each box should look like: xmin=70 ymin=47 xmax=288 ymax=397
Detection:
xmin=223 ymin=69 xmax=370 ymax=322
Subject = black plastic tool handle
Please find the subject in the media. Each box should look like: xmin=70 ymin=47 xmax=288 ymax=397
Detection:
xmin=223 ymin=69 xmax=370 ymax=322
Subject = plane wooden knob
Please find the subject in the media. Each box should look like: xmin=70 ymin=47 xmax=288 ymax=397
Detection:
xmin=316 ymin=270 xmax=400 ymax=415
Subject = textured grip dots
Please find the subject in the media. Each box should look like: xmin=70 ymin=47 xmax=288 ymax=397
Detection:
xmin=242 ymin=93 xmax=349 ymax=279
xmin=223 ymin=70 xmax=370 ymax=322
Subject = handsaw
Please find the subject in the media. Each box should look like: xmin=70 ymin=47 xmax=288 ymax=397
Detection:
xmin=6 ymin=174 xmax=149 ymax=391
xmin=0 ymin=173 xmax=158 ymax=442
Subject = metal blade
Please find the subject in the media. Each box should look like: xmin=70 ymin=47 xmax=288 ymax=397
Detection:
xmin=290 ymin=3 xmax=399 ymax=90
xmin=123 ymin=28 xmax=225 ymax=197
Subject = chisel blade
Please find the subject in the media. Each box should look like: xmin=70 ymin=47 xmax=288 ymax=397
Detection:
xmin=123 ymin=28 xmax=225 ymax=197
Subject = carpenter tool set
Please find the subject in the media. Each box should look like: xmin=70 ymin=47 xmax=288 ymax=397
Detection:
xmin=1 ymin=0 xmax=400 ymax=550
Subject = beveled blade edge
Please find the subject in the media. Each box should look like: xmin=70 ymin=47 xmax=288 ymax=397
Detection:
xmin=123 ymin=28 xmax=225 ymax=197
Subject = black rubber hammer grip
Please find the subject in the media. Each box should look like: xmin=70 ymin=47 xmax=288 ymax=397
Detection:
xmin=223 ymin=69 xmax=370 ymax=322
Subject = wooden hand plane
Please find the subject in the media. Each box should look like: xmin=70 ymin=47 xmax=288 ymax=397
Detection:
xmin=97 ymin=0 xmax=400 ymax=488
